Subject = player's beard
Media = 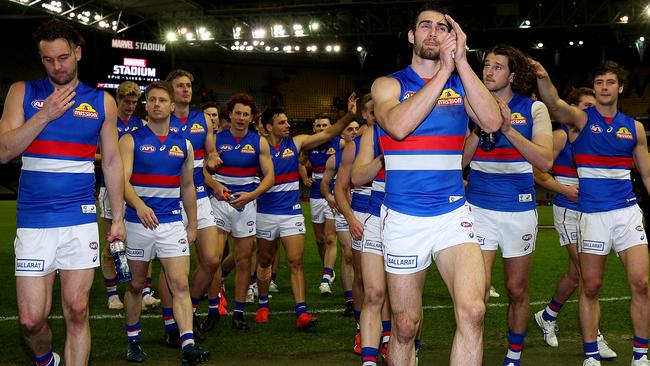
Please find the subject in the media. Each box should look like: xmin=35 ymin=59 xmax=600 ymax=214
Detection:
xmin=414 ymin=42 xmax=440 ymax=61
xmin=49 ymin=64 xmax=77 ymax=86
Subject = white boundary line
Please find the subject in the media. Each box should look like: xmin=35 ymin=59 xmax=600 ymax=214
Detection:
xmin=0 ymin=296 xmax=631 ymax=322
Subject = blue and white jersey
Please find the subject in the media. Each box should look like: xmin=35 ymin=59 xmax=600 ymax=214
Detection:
xmin=466 ymin=93 xmax=536 ymax=212
xmin=307 ymin=137 xmax=338 ymax=199
xmin=125 ymin=125 xmax=187 ymax=224
xmin=213 ymin=130 xmax=261 ymax=193
xmin=350 ymin=135 xmax=371 ymax=213
xmin=100 ymin=115 xmax=145 ymax=188
xmin=170 ymin=110 xmax=209 ymax=199
xmin=19 ymin=78 xmax=104 ymax=228
xmin=367 ymin=124 xmax=386 ymax=218
xmin=257 ymin=137 xmax=301 ymax=215
xmin=573 ymin=107 xmax=637 ymax=213
xmin=378 ymin=67 xmax=468 ymax=217
xmin=552 ymin=126 xmax=579 ymax=211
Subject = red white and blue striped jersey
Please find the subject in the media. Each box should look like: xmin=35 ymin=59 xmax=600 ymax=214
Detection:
xmin=18 ymin=78 xmax=104 ymax=228
xmin=573 ymin=107 xmax=637 ymax=213
xmin=368 ymin=124 xmax=386 ymax=217
xmin=125 ymin=125 xmax=187 ymax=224
xmin=257 ymin=137 xmax=301 ymax=215
xmin=379 ymin=67 xmax=468 ymax=217
xmin=170 ymin=110 xmax=209 ymax=199
xmin=100 ymin=115 xmax=145 ymax=188
xmin=552 ymin=126 xmax=578 ymax=210
xmin=213 ymin=130 xmax=261 ymax=193
xmin=467 ymin=93 xmax=536 ymax=212
xmin=307 ymin=137 xmax=338 ymax=199
xmin=350 ymin=135 xmax=371 ymax=213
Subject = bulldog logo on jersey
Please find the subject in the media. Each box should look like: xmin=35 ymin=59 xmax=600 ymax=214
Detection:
xmin=190 ymin=123 xmax=205 ymax=134
xmin=282 ymin=148 xmax=295 ymax=158
xmin=616 ymin=127 xmax=633 ymax=139
xmin=168 ymin=145 xmax=185 ymax=157
xmin=241 ymin=144 xmax=256 ymax=154
xmin=73 ymin=103 xmax=99 ymax=119
xmin=326 ymin=147 xmax=336 ymax=155
xmin=510 ymin=112 xmax=527 ymax=125
xmin=31 ymin=99 xmax=44 ymax=109
xmin=437 ymin=88 xmax=462 ymax=106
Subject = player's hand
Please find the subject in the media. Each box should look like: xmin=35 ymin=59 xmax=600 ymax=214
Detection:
xmin=347 ymin=92 xmax=358 ymax=115
xmin=205 ymin=153 xmax=223 ymax=173
xmin=213 ymin=184 xmax=230 ymax=201
xmin=106 ymin=219 xmax=126 ymax=243
xmin=39 ymin=85 xmax=76 ymax=122
xmin=445 ymin=15 xmax=467 ymax=63
xmin=440 ymin=29 xmax=457 ymax=73
xmin=186 ymin=226 xmax=197 ymax=246
xmin=496 ymin=97 xmax=512 ymax=133
xmin=229 ymin=191 xmax=254 ymax=209
xmin=325 ymin=194 xmax=339 ymax=214
xmin=528 ymin=58 xmax=548 ymax=79
xmin=302 ymin=177 xmax=314 ymax=187
xmin=564 ymin=184 xmax=579 ymax=202
xmin=349 ymin=218 xmax=364 ymax=241
xmin=136 ymin=204 xmax=159 ymax=229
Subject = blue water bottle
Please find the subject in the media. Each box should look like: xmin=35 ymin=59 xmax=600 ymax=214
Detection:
xmin=478 ymin=131 xmax=499 ymax=152
xmin=109 ymin=240 xmax=132 ymax=283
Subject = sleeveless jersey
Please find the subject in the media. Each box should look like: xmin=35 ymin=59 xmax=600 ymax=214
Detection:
xmin=308 ymin=137 xmax=338 ymax=199
xmin=368 ymin=124 xmax=386 ymax=217
xmin=213 ymin=130 xmax=261 ymax=193
xmin=573 ymin=107 xmax=637 ymax=213
xmin=100 ymin=115 xmax=145 ymax=188
xmin=467 ymin=93 xmax=536 ymax=212
xmin=257 ymin=137 xmax=301 ymax=215
xmin=125 ymin=126 xmax=187 ymax=224
xmin=552 ymin=126 xmax=578 ymax=210
xmin=350 ymin=135 xmax=371 ymax=213
xmin=19 ymin=78 xmax=104 ymax=228
xmin=170 ymin=110 xmax=209 ymax=199
xmin=378 ymin=67 xmax=468 ymax=217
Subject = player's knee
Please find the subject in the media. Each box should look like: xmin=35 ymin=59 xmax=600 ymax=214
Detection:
xmin=363 ymin=285 xmax=385 ymax=307
xmin=630 ymin=276 xmax=649 ymax=298
xmin=167 ymin=275 xmax=190 ymax=296
xmin=19 ymin=312 xmax=47 ymax=335
xmin=286 ymin=256 xmax=303 ymax=272
xmin=566 ymin=271 xmax=580 ymax=289
xmin=505 ymin=281 xmax=527 ymax=301
xmin=201 ymin=255 xmax=221 ymax=273
xmin=456 ymin=299 xmax=486 ymax=328
xmin=129 ymin=278 xmax=146 ymax=293
xmin=64 ymin=298 xmax=90 ymax=324
xmin=393 ymin=313 xmax=418 ymax=341
xmin=581 ymin=277 xmax=603 ymax=298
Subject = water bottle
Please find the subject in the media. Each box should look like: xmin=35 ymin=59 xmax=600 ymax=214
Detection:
xmin=224 ymin=192 xmax=244 ymax=212
xmin=478 ymin=131 xmax=499 ymax=152
xmin=109 ymin=240 xmax=132 ymax=283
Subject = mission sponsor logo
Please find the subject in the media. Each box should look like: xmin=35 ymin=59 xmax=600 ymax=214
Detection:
xmin=326 ymin=147 xmax=336 ymax=155
xmin=510 ymin=112 xmax=527 ymax=125
xmin=616 ymin=127 xmax=633 ymax=140
xmin=437 ymin=88 xmax=462 ymax=106
xmin=168 ymin=145 xmax=184 ymax=157
xmin=31 ymin=99 xmax=44 ymax=109
xmin=241 ymin=144 xmax=256 ymax=154
xmin=282 ymin=148 xmax=295 ymax=158
xmin=190 ymin=123 xmax=205 ymax=134
xmin=73 ymin=103 xmax=99 ymax=119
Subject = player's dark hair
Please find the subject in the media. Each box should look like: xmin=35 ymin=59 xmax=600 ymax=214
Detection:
xmin=592 ymin=61 xmax=627 ymax=86
xmin=412 ymin=2 xmax=451 ymax=31
xmin=485 ymin=44 xmax=535 ymax=94
xmin=261 ymin=107 xmax=286 ymax=130
xmin=145 ymin=81 xmax=174 ymax=100
xmin=33 ymin=19 xmax=85 ymax=49
xmin=567 ymin=87 xmax=596 ymax=106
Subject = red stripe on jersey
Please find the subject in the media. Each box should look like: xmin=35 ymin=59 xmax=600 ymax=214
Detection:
xmin=380 ymin=135 xmax=465 ymax=151
xmin=194 ymin=148 xmax=204 ymax=159
xmin=375 ymin=168 xmax=386 ymax=180
xmin=552 ymin=165 xmax=577 ymax=177
xmin=26 ymin=139 xmax=96 ymax=159
xmin=217 ymin=166 xmax=258 ymax=176
xmin=473 ymin=147 xmax=523 ymax=160
xmin=130 ymin=173 xmax=180 ymax=186
xmin=275 ymin=172 xmax=299 ymax=184
xmin=574 ymin=154 xmax=632 ymax=168
xmin=312 ymin=166 xmax=326 ymax=173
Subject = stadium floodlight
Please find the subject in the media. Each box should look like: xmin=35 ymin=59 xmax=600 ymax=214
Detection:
xmin=536 ymin=42 xmax=544 ymax=48
xmin=233 ymin=26 xmax=242 ymax=39
xmin=333 ymin=44 xmax=341 ymax=52
xmin=272 ymin=24 xmax=287 ymax=38
xmin=519 ymin=20 xmax=531 ymax=29
xmin=166 ymin=31 xmax=178 ymax=42
xmin=619 ymin=15 xmax=629 ymax=23
xmin=293 ymin=24 xmax=305 ymax=37
xmin=310 ymin=21 xmax=320 ymax=31
xmin=356 ymin=46 xmax=363 ymax=52
xmin=325 ymin=45 xmax=332 ymax=52
xmin=252 ymin=28 xmax=266 ymax=39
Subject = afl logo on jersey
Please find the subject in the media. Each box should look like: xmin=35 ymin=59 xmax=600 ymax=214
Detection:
xmin=190 ymin=123 xmax=205 ymax=134
xmin=168 ymin=145 xmax=184 ymax=158
xmin=241 ymin=144 xmax=256 ymax=154
xmin=590 ymin=124 xmax=602 ymax=133
xmin=170 ymin=127 xmax=180 ymax=133
xmin=219 ymin=144 xmax=233 ymax=152
xmin=73 ymin=103 xmax=99 ymax=119
xmin=326 ymin=147 xmax=336 ymax=155
xmin=31 ymin=99 xmax=44 ymax=109
xmin=282 ymin=148 xmax=295 ymax=158
xmin=510 ymin=112 xmax=527 ymax=125
xmin=616 ymin=127 xmax=633 ymax=139
xmin=140 ymin=144 xmax=156 ymax=153
xmin=437 ymin=88 xmax=462 ymax=106
xmin=402 ymin=91 xmax=416 ymax=101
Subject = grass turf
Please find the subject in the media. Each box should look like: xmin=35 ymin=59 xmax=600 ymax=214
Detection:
xmin=0 ymin=201 xmax=642 ymax=365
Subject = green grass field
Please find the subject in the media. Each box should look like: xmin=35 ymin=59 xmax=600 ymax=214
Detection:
xmin=0 ymin=201 xmax=643 ymax=365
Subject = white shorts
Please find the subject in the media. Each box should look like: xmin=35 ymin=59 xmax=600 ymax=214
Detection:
xmin=98 ymin=186 xmax=125 ymax=220
xmin=15 ymin=222 xmax=100 ymax=276
xmin=469 ymin=205 xmax=537 ymax=258
xmin=256 ymin=213 xmax=306 ymax=240
xmin=125 ymin=221 xmax=189 ymax=261
xmin=211 ymin=196 xmax=257 ymax=238
xmin=181 ymin=196 xmax=217 ymax=230
xmin=381 ymin=204 xmax=477 ymax=274
xmin=351 ymin=211 xmax=371 ymax=251
xmin=362 ymin=214 xmax=383 ymax=256
xmin=310 ymin=198 xmax=334 ymax=224
xmin=578 ymin=204 xmax=648 ymax=255
xmin=553 ymin=205 xmax=579 ymax=246
xmin=335 ymin=212 xmax=349 ymax=232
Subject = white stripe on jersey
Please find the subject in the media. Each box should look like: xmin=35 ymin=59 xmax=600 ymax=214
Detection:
xmin=577 ymin=167 xmax=630 ymax=180
xmin=372 ymin=181 xmax=386 ymax=192
xmin=193 ymin=159 xmax=204 ymax=168
xmin=312 ymin=172 xmax=324 ymax=180
xmin=352 ymin=187 xmax=371 ymax=196
xmin=267 ymin=181 xmax=300 ymax=193
xmin=134 ymin=186 xmax=180 ymax=198
xmin=469 ymin=160 xmax=532 ymax=174
xmin=213 ymin=174 xmax=259 ymax=186
xmin=556 ymin=176 xmax=578 ymax=186
xmin=384 ymin=154 xmax=462 ymax=171
xmin=21 ymin=156 xmax=94 ymax=174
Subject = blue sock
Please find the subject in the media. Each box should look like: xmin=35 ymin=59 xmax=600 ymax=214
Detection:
xmin=126 ymin=322 xmax=141 ymax=342
xmin=234 ymin=301 xmax=245 ymax=318
xmin=258 ymin=295 xmax=269 ymax=309
xmin=271 ymin=272 xmax=277 ymax=281
xmin=344 ymin=290 xmax=353 ymax=304
xmin=104 ymin=277 xmax=118 ymax=298
xmin=295 ymin=302 xmax=307 ymax=316
xmin=504 ymin=329 xmax=525 ymax=365
xmin=542 ymin=297 xmax=563 ymax=321
xmin=191 ymin=296 xmax=200 ymax=312
xmin=633 ymin=336 xmax=649 ymax=360
xmin=35 ymin=350 xmax=54 ymax=366
xmin=162 ymin=307 xmax=178 ymax=332
xmin=180 ymin=331 xmax=194 ymax=351
xmin=584 ymin=341 xmax=600 ymax=360
xmin=414 ymin=338 xmax=421 ymax=352
xmin=208 ymin=296 xmax=220 ymax=314
xmin=322 ymin=267 xmax=334 ymax=283
xmin=361 ymin=347 xmax=378 ymax=365
xmin=354 ymin=310 xmax=361 ymax=322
